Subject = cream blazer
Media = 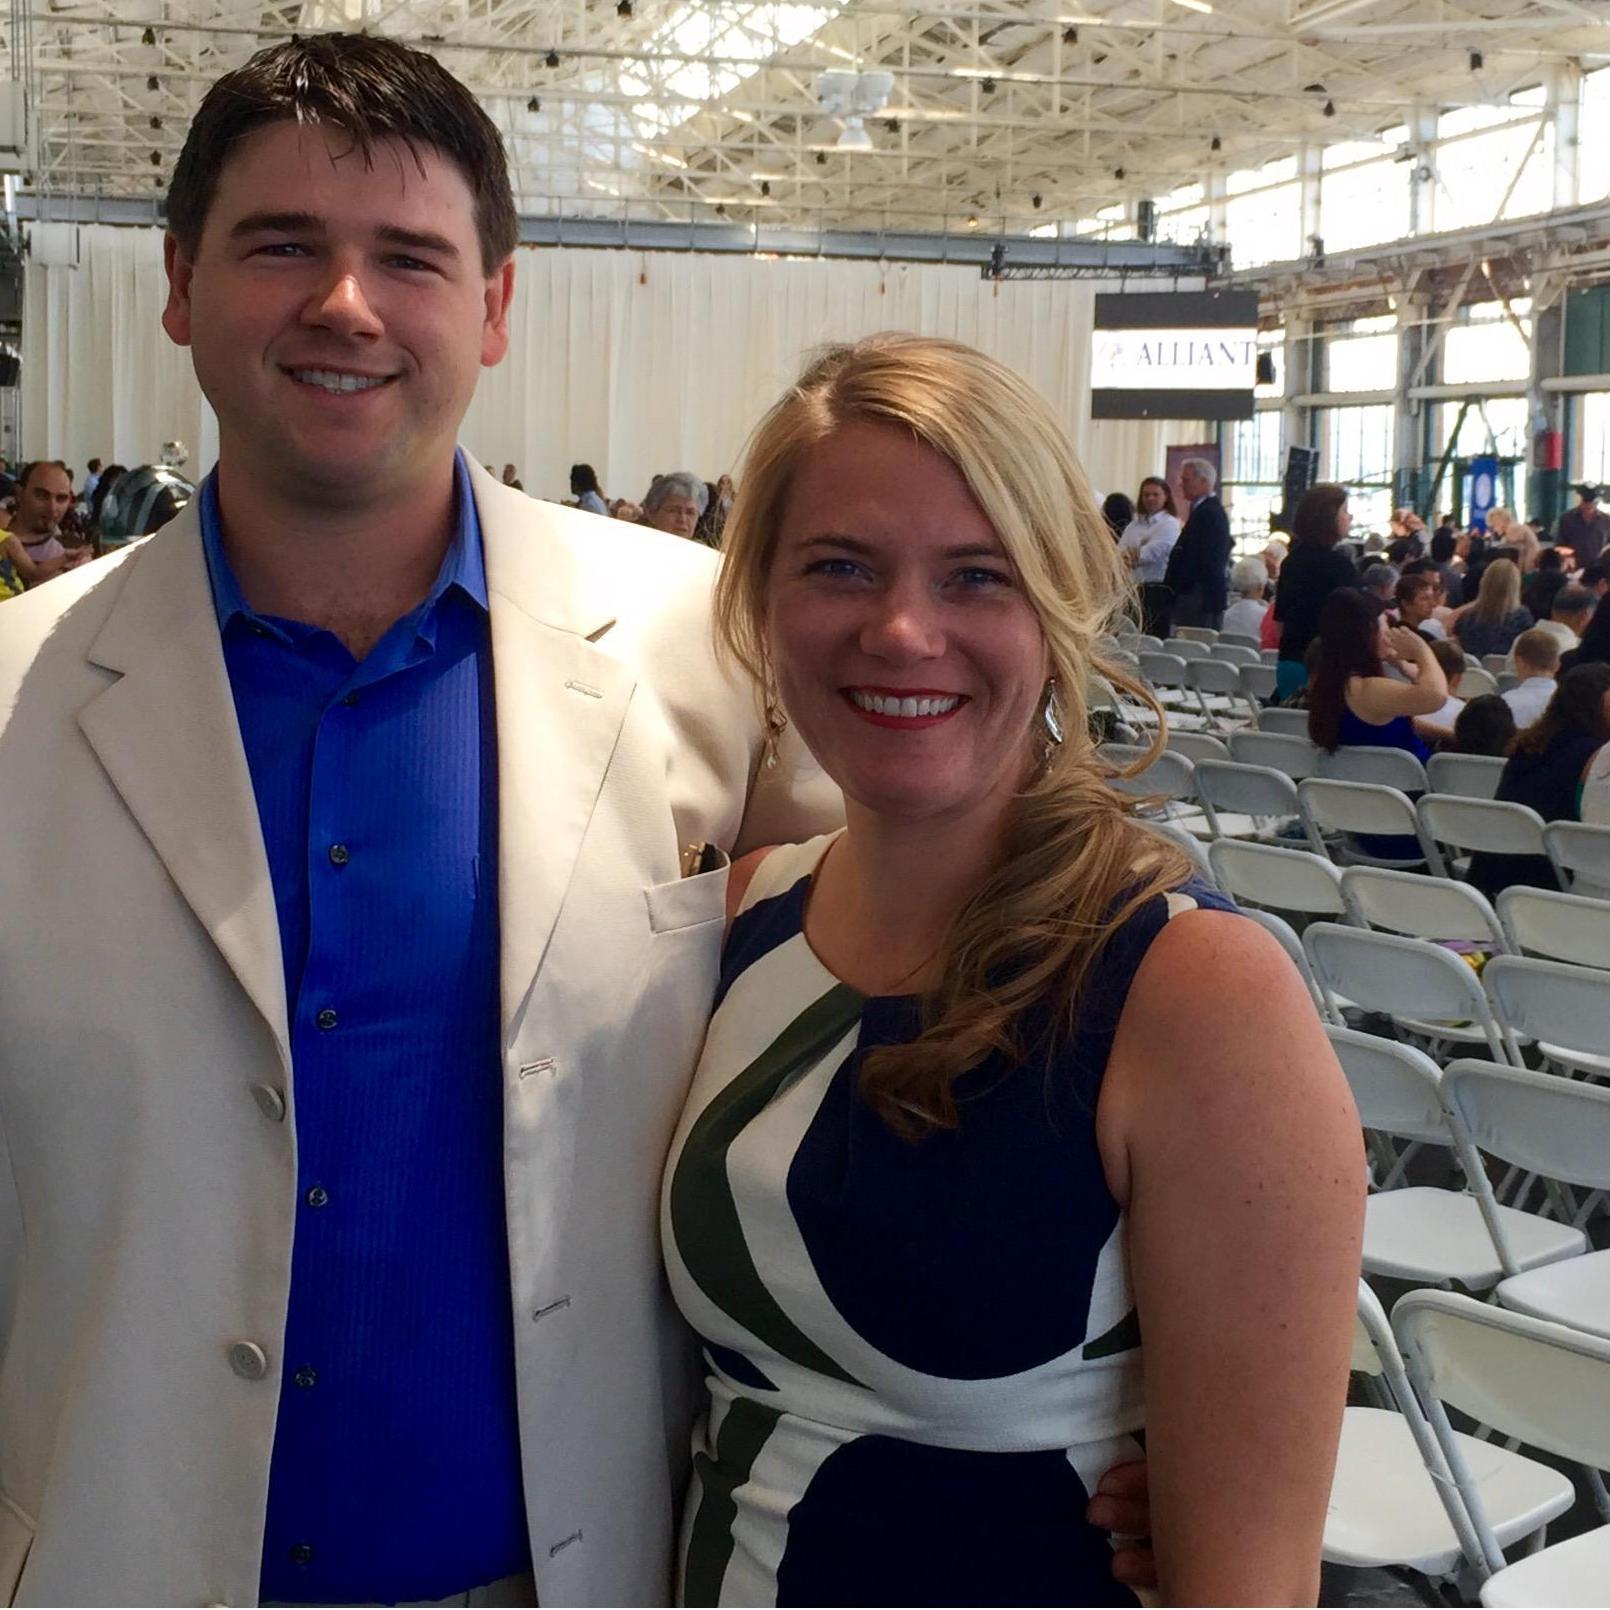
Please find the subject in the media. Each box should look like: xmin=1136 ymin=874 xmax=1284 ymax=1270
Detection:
xmin=0 ymin=462 xmax=842 ymax=1608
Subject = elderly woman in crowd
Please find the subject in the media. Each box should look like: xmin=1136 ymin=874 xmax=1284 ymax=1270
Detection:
xmin=1221 ymin=556 xmax=1271 ymax=641
xmin=639 ymin=471 xmax=709 ymax=541
xmin=663 ymin=333 xmax=1363 ymax=1607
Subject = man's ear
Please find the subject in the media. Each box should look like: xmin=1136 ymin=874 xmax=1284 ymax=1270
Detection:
xmin=161 ymin=232 xmax=195 ymax=348
xmin=481 ymin=255 xmax=516 ymax=368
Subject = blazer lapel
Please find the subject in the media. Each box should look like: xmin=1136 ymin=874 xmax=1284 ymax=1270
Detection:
xmin=76 ymin=513 xmax=289 ymax=1057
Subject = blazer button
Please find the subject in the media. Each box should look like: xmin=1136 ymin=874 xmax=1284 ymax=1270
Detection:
xmin=251 ymin=1085 xmax=287 ymax=1123
xmin=228 ymin=1341 xmax=270 ymax=1380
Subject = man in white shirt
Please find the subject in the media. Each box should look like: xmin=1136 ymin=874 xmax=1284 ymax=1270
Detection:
xmin=1502 ymin=628 xmax=1561 ymax=729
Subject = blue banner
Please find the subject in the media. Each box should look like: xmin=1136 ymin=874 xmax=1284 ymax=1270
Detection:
xmin=1468 ymin=456 xmax=1499 ymax=531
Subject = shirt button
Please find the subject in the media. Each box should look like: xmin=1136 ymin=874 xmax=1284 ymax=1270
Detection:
xmin=315 ymin=1007 xmax=339 ymax=1031
xmin=294 ymin=1366 xmax=318 ymax=1389
xmin=228 ymin=1341 xmax=269 ymax=1380
xmin=328 ymin=843 xmax=350 ymax=867
xmin=289 ymin=1543 xmax=314 ymax=1566
xmin=306 ymin=1185 xmax=330 ymax=1209
xmin=251 ymin=1085 xmax=287 ymax=1123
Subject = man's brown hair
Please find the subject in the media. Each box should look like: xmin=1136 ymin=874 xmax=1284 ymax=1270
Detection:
xmin=166 ymin=33 xmax=518 ymax=274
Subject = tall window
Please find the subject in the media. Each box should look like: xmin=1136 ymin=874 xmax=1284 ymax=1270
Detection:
xmin=1320 ymin=141 xmax=1411 ymax=253
xmin=1226 ymin=158 xmax=1301 ymax=270
xmin=1225 ymin=409 xmax=1285 ymax=551
xmin=1578 ymin=393 xmax=1610 ymax=485
xmin=1326 ymin=315 xmax=1399 ymax=393
xmin=1431 ymin=97 xmax=1554 ymax=230
xmin=1322 ymin=404 xmax=1395 ymax=536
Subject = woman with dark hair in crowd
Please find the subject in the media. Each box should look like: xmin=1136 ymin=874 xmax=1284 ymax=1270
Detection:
xmin=1468 ymin=663 xmax=1610 ymax=896
xmin=1454 ymin=558 xmax=1532 ymax=659
xmin=1560 ymin=591 xmax=1610 ymax=673
xmin=569 ymin=462 xmax=608 ymax=516
xmin=1446 ymin=694 xmax=1517 ymax=757
xmin=1101 ymin=490 xmax=1134 ymax=542
xmin=1272 ymin=483 xmax=1358 ymax=700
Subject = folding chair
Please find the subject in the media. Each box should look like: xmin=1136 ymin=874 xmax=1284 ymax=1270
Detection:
xmin=1544 ymin=821 xmax=1610 ymax=899
xmin=1459 ymin=666 xmax=1500 ymax=699
xmin=1185 ymin=656 xmax=1253 ymax=730
xmin=1496 ymin=672 xmax=1521 ymax=695
xmin=1260 ymin=647 xmax=1280 ymax=664
xmin=1240 ymin=906 xmax=1331 ymax=1019
xmin=1324 ymin=1025 xmax=1577 ymax=1288
xmin=1483 ymin=654 xmax=1510 ymax=676
xmin=1239 ymin=661 xmax=1278 ymax=704
xmin=1135 ymin=634 xmax=1166 ymax=654
xmin=1208 ymin=641 xmax=1261 ymax=666
xmin=1327 ymin=1282 xmax=1571 ymax=1581
xmin=1497 ymin=886 xmax=1610 ymax=969
xmin=1135 ymin=816 xmax=1215 ymax=886
xmin=1427 ymin=752 xmax=1506 ymax=802
xmin=1341 ymin=866 xmax=1507 ymax=954
xmin=1228 ymin=728 xmax=1322 ymax=779
xmin=1137 ymin=651 xmax=1203 ymax=730
xmin=1307 ymin=925 xmax=1515 ymax=1063
xmin=1300 ymin=777 xmax=1445 ymax=872
xmin=1192 ymin=759 xmax=1304 ymax=843
xmin=1207 ymin=838 xmax=1345 ymax=921
xmin=1441 ymin=1058 xmax=1610 ymax=1343
xmin=1167 ymin=637 xmax=1211 ymax=659
xmin=1165 ymin=730 xmax=1229 ymax=765
xmin=1172 ymin=626 xmax=1218 ymax=645
xmin=1098 ymin=742 xmax=1195 ymax=815
xmin=1255 ymin=706 xmax=1313 ymax=737
xmin=1316 ymin=745 xmax=1429 ymax=793
xmin=1482 ymin=953 xmax=1610 ymax=1081
xmin=1418 ymin=795 xmax=1547 ymax=881
xmin=1394 ymin=1290 xmax=1610 ymax=1602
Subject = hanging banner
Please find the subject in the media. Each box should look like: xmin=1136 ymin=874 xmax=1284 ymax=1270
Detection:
xmin=1468 ymin=456 xmax=1499 ymax=532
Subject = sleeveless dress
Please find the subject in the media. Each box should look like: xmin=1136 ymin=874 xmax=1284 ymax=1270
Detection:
xmin=660 ymin=833 xmax=1237 ymax=1607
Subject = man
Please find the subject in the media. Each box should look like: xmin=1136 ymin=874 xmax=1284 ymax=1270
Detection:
xmin=1161 ymin=456 xmax=1231 ymax=630
xmin=1392 ymin=571 xmax=1444 ymax=640
xmin=1581 ymin=561 xmax=1609 ymax=600
xmin=1503 ymin=628 xmax=1561 ymax=728
xmin=0 ymin=459 xmax=92 ymax=586
xmin=1360 ymin=561 xmax=1399 ymax=605
xmin=1540 ymin=583 xmax=1595 ymax=653
xmin=1556 ymin=482 xmax=1610 ymax=567
xmin=0 ymin=34 xmax=1148 ymax=1609
xmin=639 ymin=470 xmax=706 ymax=540
xmin=81 ymin=455 xmax=104 ymax=505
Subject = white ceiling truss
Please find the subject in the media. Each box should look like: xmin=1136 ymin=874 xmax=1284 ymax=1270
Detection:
xmin=10 ymin=0 xmax=1610 ymax=246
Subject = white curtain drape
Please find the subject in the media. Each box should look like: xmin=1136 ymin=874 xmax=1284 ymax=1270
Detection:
xmin=23 ymin=223 xmax=1203 ymax=504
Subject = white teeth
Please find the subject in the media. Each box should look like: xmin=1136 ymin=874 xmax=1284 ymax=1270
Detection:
xmin=291 ymin=368 xmax=389 ymax=394
xmin=849 ymin=690 xmax=962 ymax=718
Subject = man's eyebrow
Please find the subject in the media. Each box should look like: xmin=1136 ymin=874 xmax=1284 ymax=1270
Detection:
xmin=229 ymin=210 xmax=323 ymax=239
xmin=375 ymin=225 xmax=461 ymax=259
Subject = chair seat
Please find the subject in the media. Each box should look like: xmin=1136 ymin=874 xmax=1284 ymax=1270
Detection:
xmin=1497 ymin=1247 xmax=1610 ymax=1341
xmin=1537 ymin=1041 xmax=1610 ymax=1079
xmin=1481 ymin=1523 xmax=1610 ymax=1607
xmin=1327 ymin=1407 xmax=1574 ymax=1576
xmin=1363 ymin=1188 xmax=1586 ymax=1287
xmin=1395 ymin=1015 xmax=1502 ymax=1047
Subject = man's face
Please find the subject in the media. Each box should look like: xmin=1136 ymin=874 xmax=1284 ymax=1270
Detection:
xmin=162 ymin=120 xmax=514 ymax=505
xmin=15 ymin=465 xmax=72 ymax=536
xmin=645 ymin=494 xmax=700 ymax=539
xmin=1179 ymin=466 xmax=1206 ymax=503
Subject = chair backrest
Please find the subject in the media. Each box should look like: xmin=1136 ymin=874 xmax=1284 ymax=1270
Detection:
xmin=1315 ymin=745 xmax=1428 ymax=793
xmin=1139 ymin=650 xmax=1189 ymax=689
xmin=1169 ymin=637 xmax=1212 ymax=659
xmin=1457 ymin=665 xmax=1499 ymax=698
xmin=1172 ymin=626 xmax=1218 ymax=645
xmin=1259 ymin=647 xmax=1279 ymax=664
xmin=1495 ymin=672 xmax=1520 ymax=694
xmin=1255 ymin=706 xmax=1312 ymax=737
xmin=1239 ymin=662 xmax=1278 ymax=703
xmin=1324 ymin=1023 xmax=1451 ymax=1143
xmin=1240 ymin=906 xmax=1332 ymax=1019
xmin=1186 ymin=656 xmax=1242 ymax=695
xmin=1543 ymin=820 xmax=1610 ymax=893
xmin=1482 ymin=953 xmax=1610 ymax=1060
xmin=1218 ymin=630 xmax=1262 ymax=649
xmin=1306 ymin=924 xmax=1511 ymax=1059
xmin=1497 ymin=884 xmax=1610 ymax=968
xmin=1299 ymin=778 xmax=1442 ymax=871
xmin=1340 ymin=865 xmax=1505 ymax=949
xmin=1418 ymin=794 xmax=1547 ymax=858
xmin=1166 ymin=730 xmax=1230 ymax=764
xmin=1208 ymin=838 xmax=1346 ymax=917
xmin=1192 ymin=759 xmax=1302 ymax=832
xmin=1099 ymin=742 xmax=1196 ymax=802
xmin=1135 ymin=816 xmax=1216 ymax=886
xmin=1442 ymin=1057 xmax=1610 ymax=1195
xmin=1135 ymin=633 xmax=1166 ymax=653
xmin=1425 ymin=752 xmax=1505 ymax=801
xmin=1209 ymin=642 xmax=1261 ymax=666
xmin=1228 ymin=729 xmax=1322 ymax=779
xmin=1481 ymin=653 xmax=1509 ymax=675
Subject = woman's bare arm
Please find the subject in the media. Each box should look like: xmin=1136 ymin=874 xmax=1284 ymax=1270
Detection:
xmin=1098 ymin=911 xmax=1365 ymax=1605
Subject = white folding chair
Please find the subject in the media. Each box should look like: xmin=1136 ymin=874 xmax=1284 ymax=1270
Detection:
xmin=1207 ymin=838 xmax=1345 ymax=921
xmin=1240 ymin=906 xmax=1331 ymax=1019
xmin=1442 ymin=1059 xmax=1610 ymax=1342
xmin=1228 ymin=729 xmax=1322 ymax=779
xmin=1239 ymin=661 xmax=1278 ymax=704
xmin=1482 ymin=953 xmax=1610 ymax=1081
xmin=1172 ymin=626 xmax=1218 ymax=645
xmin=1460 ymin=665 xmax=1500 ymax=698
xmin=1186 ymin=656 xmax=1253 ymax=729
xmin=1218 ymin=631 xmax=1262 ymax=651
xmin=1300 ymin=777 xmax=1445 ymax=872
xmin=1137 ymin=651 xmax=1204 ymax=730
xmin=1307 ymin=925 xmax=1515 ymax=1063
xmin=1134 ymin=633 xmax=1166 ymax=653
xmin=1167 ymin=637 xmax=1211 ymax=659
xmin=1316 ymin=745 xmax=1429 ymax=793
xmin=1165 ymin=730 xmax=1229 ymax=765
xmin=1099 ymin=742 xmax=1195 ymax=816
xmin=1209 ymin=641 xmax=1261 ymax=666
xmin=1192 ymin=759 xmax=1303 ymax=843
xmin=1497 ymin=886 xmax=1610 ymax=969
xmin=1341 ymin=866 xmax=1507 ymax=954
xmin=1325 ymin=1026 xmax=1578 ymax=1288
xmin=1418 ymin=795 xmax=1548 ymax=880
xmin=1135 ymin=816 xmax=1216 ymax=886
xmin=1394 ymin=1291 xmax=1610 ymax=1602
xmin=1255 ymin=706 xmax=1313 ymax=737
xmin=1328 ymin=1282 xmax=1571 ymax=1581
xmin=1544 ymin=821 xmax=1610 ymax=899
xmin=1427 ymin=752 xmax=1506 ymax=801
xmin=1483 ymin=654 xmax=1510 ymax=676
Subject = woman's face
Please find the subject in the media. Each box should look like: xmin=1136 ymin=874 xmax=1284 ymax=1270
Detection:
xmin=766 ymin=419 xmax=1050 ymax=830
xmin=1138 ymin=481 xmax=1165 ymax=515
xmin=1336 ymin=502 xmax=1354 ymax=539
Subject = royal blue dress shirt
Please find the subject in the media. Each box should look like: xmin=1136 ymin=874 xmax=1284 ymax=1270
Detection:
xmin=200 ymin=453 xmax=531 ymax=1603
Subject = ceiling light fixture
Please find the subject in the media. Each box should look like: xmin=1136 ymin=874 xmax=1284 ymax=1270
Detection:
xmin=141 ymin=25 xmax=156 ymax=44
xmin=1469 ymin=49 xmax=1483 ymax=71
xmin=526 ymin=96 xmax=540 ymax=113
xmin=617 ymin=0 xmax=632 ymax=14
xmin=815 ymin=69 xmax=894 ymax=152
xmin=545 ymin=49 xmax=560 ymax=68
xmin=1210 ymin=134 xmax=1221 ymax=151
xmin=1063 ymin=27 xmax=1078 ymax=44
xmin=1032 ymin=192 xmax=1042 ymax=208
xmin=1324 ymin=99 xmax=1336 ymax=116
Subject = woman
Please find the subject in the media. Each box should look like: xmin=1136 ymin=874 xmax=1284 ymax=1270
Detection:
xmin=1273 ymin=482 xmax=1357 ymax=699
xmin=1487 ymin=506 xmax=1540 ymax=575
xmin=1306 ymin=589 xmax=1447 ymax=859
xmin=1560 ymin=591 xmax=1610 ymax=673
xmin=667 ymin=335 xmax=1363 ymax=1606
xmin=1469 ymin=663 xmax=1610 ymax=897
xmin=569 ymin=462 xmax=608 ymax=516
xmin=1448 ymin=693 xmax=1517 ymax=757
xmin=1220 ymin=556 xmax=1270 ymax=640
xmin=1101 ymin=490 xmax=1134 ymax=542
xmin=1116 ymin=476 xmax=1179 ymax=638
xmin=1454 ymin=557 xmax=1532 ymax=660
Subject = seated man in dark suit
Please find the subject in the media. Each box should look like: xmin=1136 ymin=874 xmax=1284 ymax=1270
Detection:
xmin=1163 ymin=457 xmax=1232 ymax=630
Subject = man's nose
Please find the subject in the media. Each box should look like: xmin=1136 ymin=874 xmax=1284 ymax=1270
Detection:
xmin=303 ymin=264 xmax=383 ymax=338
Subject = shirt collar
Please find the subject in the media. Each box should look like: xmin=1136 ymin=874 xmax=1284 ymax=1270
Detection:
xmin=199 ymin=448 xmax=488 ymax=634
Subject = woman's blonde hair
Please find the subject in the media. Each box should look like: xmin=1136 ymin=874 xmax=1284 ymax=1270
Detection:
xmin=1473 ymin=556 xmax=1522 ymax=624
xmin=713 ymin=333 xmax=1190 ymax=1139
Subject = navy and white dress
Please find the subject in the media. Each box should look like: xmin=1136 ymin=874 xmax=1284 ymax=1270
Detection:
xmin=661 ymin=833 xmax=1236 ymax=1606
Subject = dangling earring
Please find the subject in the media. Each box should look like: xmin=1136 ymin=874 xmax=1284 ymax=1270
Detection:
xmin=761 ymin=695 xmax=789 ymax=769
xmin=1041 ymin=679 xmax=1064 ymax=748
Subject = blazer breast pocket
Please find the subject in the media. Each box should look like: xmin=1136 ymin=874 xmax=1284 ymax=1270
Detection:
xmin=644 ymin=857 xmax=730 ymax=936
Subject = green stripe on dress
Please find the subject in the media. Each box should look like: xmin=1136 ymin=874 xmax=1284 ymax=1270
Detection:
xmin=682 ymin=1396 xmax=784 ymax=1607
xmin=670 ymin=982 xmax=866 ymax=1387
